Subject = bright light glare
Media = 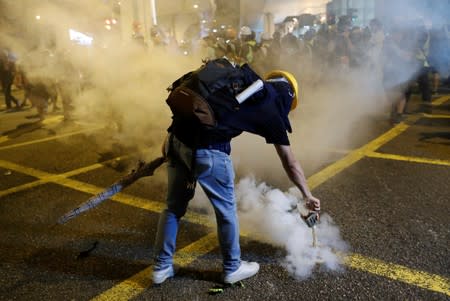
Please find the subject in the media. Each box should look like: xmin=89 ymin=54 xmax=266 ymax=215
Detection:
xmin=112 ymin=18 xmax=117 ymax=24
xmin=193 ymin=4 xmax=199 ymax=9
xmin=35 ymin=15 xmax=41 ymax=20
xmin=105 ymin=25 xmax=112 ymax=30
xmin=69 ymin=29 xmax=93 ymax=46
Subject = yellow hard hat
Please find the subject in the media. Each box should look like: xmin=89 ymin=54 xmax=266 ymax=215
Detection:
xmin=264 ymin=70 xmax=299 ymax=111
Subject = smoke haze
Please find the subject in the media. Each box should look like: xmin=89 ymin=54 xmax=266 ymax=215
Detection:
xmin=2 ymin=0 xmax=439 ymax=280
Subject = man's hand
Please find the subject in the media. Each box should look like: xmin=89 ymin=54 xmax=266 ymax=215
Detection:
xmin=305 ymin=196 xmax=321 ymax=212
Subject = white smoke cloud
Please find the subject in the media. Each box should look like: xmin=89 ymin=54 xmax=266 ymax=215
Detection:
xmin=191 ymin=176 xmax=349 ymax=279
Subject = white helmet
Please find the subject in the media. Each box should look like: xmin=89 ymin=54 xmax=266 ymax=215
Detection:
xmin=239 ymin=26 xmax=252 ymax=37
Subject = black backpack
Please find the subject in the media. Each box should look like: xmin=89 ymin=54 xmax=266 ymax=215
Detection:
xmin=166 ymin=58 xmax=259 ymax=128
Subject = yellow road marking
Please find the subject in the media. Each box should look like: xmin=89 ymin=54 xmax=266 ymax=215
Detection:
xmin=307 ymin=122 xmax=412 ymax=189
xmin=0 ymin=159 xmax=53 ymax=179
xmin=431 ymin=96 xmax=450 ymax=106
xmin=0 ymin=159 xmax=213 ymax=229
xmin=0 ymin=179 xmax=48 ymax=198
xmin=367 ymin=151 xmax=450 ymax=167
xmin=42 ymin=115 xmax=64 ymax=125
xmin=0 ymin=136 xmax=8 ymax=144
xmin=347 ymin=253 xmax=450 ymax=296
xmin=0 ymin=127 xmax=103 ymax=151
xmin=0 ymin=156 xmax=129 ymax=199
xmin=91 ymin=232 xmax=218 ymax=301
xmin=2 ymin=156 xmax=450 ymax=298
xmin=422 ymin=113 xmax=450 ymax=119
xmin=0 ymin=116 xmax=63 ymax=144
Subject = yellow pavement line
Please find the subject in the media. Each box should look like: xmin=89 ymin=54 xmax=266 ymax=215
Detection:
xmin=0 ymin=156 xmax=128 ymax=199
xmin=431 ymin=96 xmax=450 ymax=106
xmin=2 ymin=160 xmax=450 ymax=298
xmin=305 ymin=95 xmax=449 ymax=190
xmin=0 ymin=127 xmax=103 ymax=151
xmin=422 ymin=113 xmax=450 ymax=119
xmin=41 ymin=115 xmax=64 ymax=125
xmin=347 ymin=253 xmax=450 ymax=296
xmin=91 ymin=232 xmax=218 ymax=301
xmin=0 ymin=157 xmax=213 ymax=228
xmin=0 ymin=116 xmax=63 ymax=144
xmin=0 ymin=159 xmax=53 ymax=178
xmin=367 ymin=151 xmax=450 ymax=167
xmin=0 ymin=179 xmax=49 ymax=198
xmin=307 ymin=122 xmax=411 ymax=189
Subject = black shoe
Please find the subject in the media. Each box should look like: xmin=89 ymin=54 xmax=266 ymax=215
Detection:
xmin=390 ymin=112 xmax=404 ymax=124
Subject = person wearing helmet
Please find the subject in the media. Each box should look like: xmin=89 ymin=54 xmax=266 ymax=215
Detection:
xmin=152 ymin=64 xmax=320 ymax=285
xmin=252 ymin=32 xmax=273 ymax=75
xmin=236 ymin=26 xmax=257 ymax=64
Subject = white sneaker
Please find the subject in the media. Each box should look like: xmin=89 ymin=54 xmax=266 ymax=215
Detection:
xmin=152 ymin=265 xmax=174 ymax=284
xmin=223 ymin=261 xmax=260 ymax=284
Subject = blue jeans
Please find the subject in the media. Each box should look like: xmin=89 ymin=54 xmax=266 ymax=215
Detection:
xmin=154 ymin=135 xmax=241 ymax=274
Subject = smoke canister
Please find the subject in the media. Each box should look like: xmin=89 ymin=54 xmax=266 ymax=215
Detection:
xmin=235 ymin=79 xmax=264 ymax=103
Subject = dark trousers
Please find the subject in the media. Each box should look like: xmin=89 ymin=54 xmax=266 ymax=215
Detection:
xmin=416 ymin=67 xmax=432 ymax=102
xmin=1 ymin=76 xmax=19 ymax=108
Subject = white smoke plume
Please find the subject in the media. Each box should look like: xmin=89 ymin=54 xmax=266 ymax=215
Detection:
xmin=191 ymin=175 xmax=349 ymax=279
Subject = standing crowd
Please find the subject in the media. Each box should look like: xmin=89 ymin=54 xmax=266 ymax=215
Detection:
xmin=2 ymin=16 xmax=450 ymax=125
xmin=200 ymin=17 xmax=450 ymax=123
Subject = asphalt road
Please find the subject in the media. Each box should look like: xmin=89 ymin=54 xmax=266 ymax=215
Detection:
xmin=0 ymin=91 xmax=449 ymax=301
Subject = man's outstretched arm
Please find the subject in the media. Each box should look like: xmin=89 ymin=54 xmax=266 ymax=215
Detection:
xmin=274 ymin=144 xmax=320 ymax=211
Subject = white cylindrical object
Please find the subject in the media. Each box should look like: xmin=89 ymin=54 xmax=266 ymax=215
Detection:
xmin=150 ymin=0 xmax=157 ymax=25
xmin=235 ymin=79 xmax=264 ymax=104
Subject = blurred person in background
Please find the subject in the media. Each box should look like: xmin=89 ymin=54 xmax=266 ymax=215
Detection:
xmin=213 ymin=38 xmax=236 ymax=62
xmin=201 ymin=36 xmax=217 ymax=60
xmin=252 ymin=32 xmax=273 ymax=75
xmin=368 ymin=19 xmax=385 ymax=83
xmin=428 ymin=23 xmax=450 ymax=92
xmin=267 ymin=31 xmax=282 ymax=70
xmin=0 ymin=47 xmax=20 ymax=110
xmin=408 ymin=20 xmax=432 ymax=103
xmin=330 ymin=16 xmax=354 ymax=71
xmin=19 ymin=48 xmax=59 ymax=120
xmin=383 ymin=26 xmax=415 ymax=124
xmin=349 ymin=26 xmax=367 ymax=69
xmin=314 ymin=24 xmax=333 ymax=83
xmin=235 ymin=26 xmax=257 ymax=64
xmin=279 ymin=32 xmax=302 ymax=81
xmin=55 ymin=50 xmax=81 ymax=122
